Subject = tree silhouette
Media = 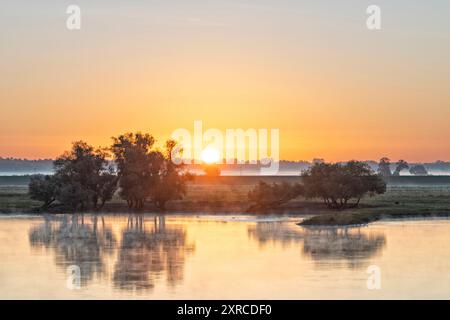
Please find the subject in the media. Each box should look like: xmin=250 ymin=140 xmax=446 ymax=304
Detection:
xmin=377 ymin=157 xmax=392 ymax=177
xmin=151 ymin=140 xmax=193 ymax=210
xmin=393 ymin=160 xmax=409 ymax=176
xmin=111 ymin=133 xmax=161 ymax=209
xmin=409 ymin=164 xmax=428 ymax=176
xmin=302 ymin=161 xmax=386 ymax=209
xmin=29 ymin=141 xmax=117 ymax=210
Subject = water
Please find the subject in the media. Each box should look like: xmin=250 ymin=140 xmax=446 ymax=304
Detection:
xmin=0 ymin=214 xmax=450 ymax=299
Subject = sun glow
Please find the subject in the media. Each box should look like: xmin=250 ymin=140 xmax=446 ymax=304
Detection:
xmin=201 ymin=147 xmax=220 ymax=164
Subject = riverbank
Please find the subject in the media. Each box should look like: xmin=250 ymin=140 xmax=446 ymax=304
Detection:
xmin=299 ymin=210 xmax=450 ymax=227
xmin=2 ymin=177 xmax=450 ymax=227
xmin=299 ymin=184 xmax=450 ymax=226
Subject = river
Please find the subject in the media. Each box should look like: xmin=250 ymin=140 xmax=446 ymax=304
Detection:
xmin=0 ymin=214 xmax=449 ymax=299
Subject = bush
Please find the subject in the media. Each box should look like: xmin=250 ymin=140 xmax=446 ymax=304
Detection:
xmin=248 ymin=181 xmax=303 ymax=209
xmin=28 ymin=175 xmax=58 ymax=208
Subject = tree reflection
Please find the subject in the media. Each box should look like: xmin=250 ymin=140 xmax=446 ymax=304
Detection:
xmin=28 ymin=214 xmax=115 ymax=286
xmin=248 ymin=222 xmax=386 ymax=268
xmin=28 ymin=214 xmax=195 ymax=292
xmin=247 ymin=222 xmax=305 ymax=248
xmin=112 ymin=215 xmax=195 ymax=292
xmin=301 ymin=228 xmax=386 ymax=268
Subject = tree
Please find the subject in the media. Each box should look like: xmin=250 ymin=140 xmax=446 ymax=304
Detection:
xmin=111 ymin=132 xmax=163 ymax=209
xmin=302 ymin=161 xmax=386 ymax=210
xmin=151 ymin=140 xmax=193 ymax=210
xmin=28 ymin=175 xmax=58 ymax=208
xmin=409 ymin=164 xmax=428 ymax=176
xmin=377 ymin=157 xmax=392 ymax=176
xmin=53 ymin=141 xmax=117 ymax=210
xmin=312 ymin=158 xmax=325 ymax=165
xmin=393 ymin=160 xmax=409 ymax=176
xmin=248 ymin=181 xmax=303 ymax=209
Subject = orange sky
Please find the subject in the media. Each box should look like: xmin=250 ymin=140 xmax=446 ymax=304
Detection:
xmin=1 ymin=1 xmax=449 ymax=162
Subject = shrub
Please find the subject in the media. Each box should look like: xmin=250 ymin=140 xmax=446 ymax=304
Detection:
xmin=28 ymin=175 xmax=58 ymax=208
xmin=248 ymin=181 xmax=303 ymax=209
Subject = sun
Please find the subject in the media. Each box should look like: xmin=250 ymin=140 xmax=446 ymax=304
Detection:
xmin=201 ymin=147 xmax=220 ymax=164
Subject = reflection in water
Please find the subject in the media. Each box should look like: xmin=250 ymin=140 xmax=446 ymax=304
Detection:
xmin=113 ymin=215 xmax=195 ymax=292
xmin=9 ymin=216 xmax=450 ymax=299
xmin=248 ymin=222 xmax=386 ymax=268
xmin=302 ymin=228 xmax=386 ymax=268
xmin=247 ymin=222 xmax=304 ymax=247
xmin=29 ymin=215 xmax=115 ymax=285
xmin=28 ymin=215 xmax=195 ymax=292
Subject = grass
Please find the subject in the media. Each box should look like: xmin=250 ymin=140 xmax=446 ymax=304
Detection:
xmin=0 ymin=180 xmax=255 ymax=213
xmin=1 ymin=178 xmax=450 ymax=227
xmin=299 ymin=185 xmax=450 ymax=226
xmin=299 ymin=212 xmax=380 ymax=227
xmin=0 ymin=186 xmax=41 ymax=213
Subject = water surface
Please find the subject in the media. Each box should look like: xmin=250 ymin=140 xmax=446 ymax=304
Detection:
xmin=0 ymin=214 xmax=450 ymax=299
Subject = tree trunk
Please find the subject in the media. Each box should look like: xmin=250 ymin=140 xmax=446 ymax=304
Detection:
xmin=155 ymin=200 xmax=167 ymax=211
xmin=43 ymin=198 xmax=55 ymax=209
xmin=349 ymin=197 xmax=361 ymax=208
xmin=99 ymin=198 xmax=106 ymax=210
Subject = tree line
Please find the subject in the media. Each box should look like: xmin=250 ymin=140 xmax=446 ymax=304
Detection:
xmin=377 ymin=157 xmax=428 ymax=176
xmin=29 ymin=133 xmax=191 ymax=211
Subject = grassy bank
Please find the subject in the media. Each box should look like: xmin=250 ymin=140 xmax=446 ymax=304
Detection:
xmin=1 ymin=177 xmax=450 ymax=226
xmin=299 ymin=185 xmax=450 ymax=226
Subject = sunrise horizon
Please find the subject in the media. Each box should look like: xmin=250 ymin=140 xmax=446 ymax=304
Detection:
xmin=1 ymin=125 xmax=449 ymax=164
xmin=2 ymin=1 xmax=449 ymax=164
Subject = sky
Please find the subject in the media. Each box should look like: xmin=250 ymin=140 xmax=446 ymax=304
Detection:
xmin=0 ymin=0 xmax=449 ymax=162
